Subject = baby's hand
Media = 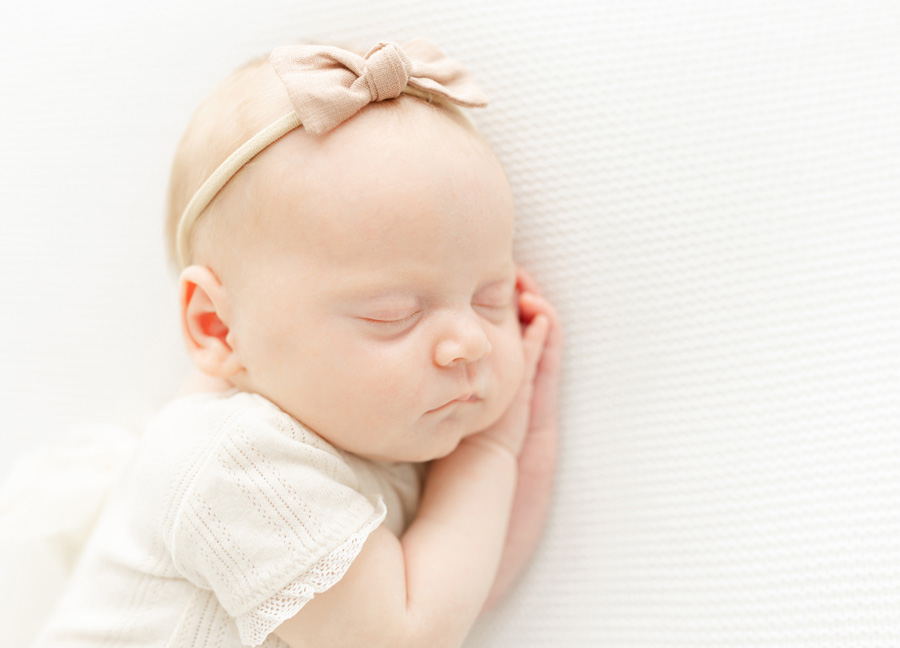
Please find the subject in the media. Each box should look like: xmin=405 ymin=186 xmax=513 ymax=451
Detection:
xmin=468 ymin=269 xmax=556 ymax=458
xmin=514 ymin=267 xmax=562 ymax=454
xmin=481 ymin=267 xmax=562 ymax=611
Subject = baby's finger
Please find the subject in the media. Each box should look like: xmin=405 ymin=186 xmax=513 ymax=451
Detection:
xmin=525 ymin=292 xmax=562 ymax=358
xmin=518 ymin=290 xmax=556 ymax=328
xmin=520 ymin=290 xmax=562 ymax=387
xmin=515 ymin=267 xmax=543 ymax=298
xmin=521 ymin=312 xmax=550 ymax=382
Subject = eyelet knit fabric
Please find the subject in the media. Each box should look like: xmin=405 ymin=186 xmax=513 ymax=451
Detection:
xmin=2 ymin=1 xmax=900 ymax=646
xmin=31 ymin=392 xmax=416 ymax=647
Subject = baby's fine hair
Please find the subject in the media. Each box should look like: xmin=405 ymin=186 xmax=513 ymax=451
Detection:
xmin=166 ymin=55 xmax=292 ymax=266
xmin=165 ymin=44 xmax=480 ymax=269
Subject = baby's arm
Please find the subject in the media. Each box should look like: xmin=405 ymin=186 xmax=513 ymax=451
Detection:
xmin=273 ymin=302 xmax=551 ymax=648
xmin=482 ymin=270 xmax=562 ymax=612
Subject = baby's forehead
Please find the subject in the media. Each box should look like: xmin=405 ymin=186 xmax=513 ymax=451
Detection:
xmin=204 ymin=94 xmax=506 ymax=280
xmin=250 ymin=97 xmax=492 ymax=210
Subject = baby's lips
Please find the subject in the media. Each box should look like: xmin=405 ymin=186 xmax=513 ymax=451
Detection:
xmin=426 ymin=392 xmax=481 ymax=414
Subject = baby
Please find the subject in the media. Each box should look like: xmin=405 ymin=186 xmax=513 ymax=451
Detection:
xmin=37 ymin=39 xmax=561 ymax=647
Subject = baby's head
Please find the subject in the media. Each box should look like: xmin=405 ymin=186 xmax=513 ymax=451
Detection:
xmin=167 ymin=41 xmax=525 ymax=462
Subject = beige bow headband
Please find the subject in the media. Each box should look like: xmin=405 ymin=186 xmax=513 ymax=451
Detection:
xmin=175 ymin=39 xmax=488 ymax=268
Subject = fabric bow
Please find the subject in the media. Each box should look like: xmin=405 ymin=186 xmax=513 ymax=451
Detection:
xmin=269 ymin=39 xmax=488 ymax=135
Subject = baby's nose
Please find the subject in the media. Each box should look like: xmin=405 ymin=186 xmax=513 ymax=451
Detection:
xmin=433 ymin=311 xmax=492 ymax=367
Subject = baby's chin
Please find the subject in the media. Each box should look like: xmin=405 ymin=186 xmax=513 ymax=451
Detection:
xmin=431 ymin=399 xmax=512 ymax=458
xmin=384 ymin=413 xmax=499 ymax=463
xmin=333 ymin=389 xmax=518 ymax=463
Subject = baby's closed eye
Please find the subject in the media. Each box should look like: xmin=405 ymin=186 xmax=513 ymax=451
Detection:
xmin=359 ymin=311 xmax=423 ymax=325
xmin=472 ymin=283 xmax=516 ymax=324
xmin=473 ymin=282 xmax=515 ymax=309
xmin=355 ymin=303 xmax=424 ymax=335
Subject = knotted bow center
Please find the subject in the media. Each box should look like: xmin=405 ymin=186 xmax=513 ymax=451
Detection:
xmin=362 ymin=43 xmax=412 ymax=102
xmin=269 ymin=39 xmax=487 ymax=136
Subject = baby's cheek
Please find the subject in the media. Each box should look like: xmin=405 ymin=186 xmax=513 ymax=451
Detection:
xmin=360 ymin=350 xmax=422 ymax=407
xmin=495 ymin=324 xmax=526 ymax=391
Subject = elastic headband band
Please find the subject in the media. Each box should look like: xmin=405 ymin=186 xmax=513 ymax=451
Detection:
xmin=175 ymin=39 xmax=487 ymax=269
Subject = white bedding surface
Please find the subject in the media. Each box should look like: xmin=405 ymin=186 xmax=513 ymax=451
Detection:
xmin=2 ymin=1 xmax=899 ymax=645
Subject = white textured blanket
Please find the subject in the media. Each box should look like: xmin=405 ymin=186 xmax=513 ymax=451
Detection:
xmin=1 ymin=1 xmax=899 ymax=646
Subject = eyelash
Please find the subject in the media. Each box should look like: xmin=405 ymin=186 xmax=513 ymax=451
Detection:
xmin=475 ymin=292 xmax=515 ymax=310
xmin=361 ymin=312 xmax=422 ymax=327
xmin=359 ymin=290 xmax=514 ymax=329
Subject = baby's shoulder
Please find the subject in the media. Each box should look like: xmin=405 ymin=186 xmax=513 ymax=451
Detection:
xmin=152 ymin=389 xmax=283 ymax=433
xmin=149 ymin=389 xmax=335 ymax=457
xmin=139 ymin=391 xmax=354 ymax=530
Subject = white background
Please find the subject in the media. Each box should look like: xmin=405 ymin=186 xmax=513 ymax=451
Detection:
xmin=2 ymin=1 xmax=900 ymax=646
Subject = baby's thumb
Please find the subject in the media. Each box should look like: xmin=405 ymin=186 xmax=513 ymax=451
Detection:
xmin=522 ymin=314 xmax=550 ymax=384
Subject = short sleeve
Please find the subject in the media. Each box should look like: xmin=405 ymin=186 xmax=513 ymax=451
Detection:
xmin=162 ymin=393 xmax=386 ymax=646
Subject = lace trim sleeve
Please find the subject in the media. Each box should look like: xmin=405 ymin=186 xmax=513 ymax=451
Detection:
xmin=235 ymin=497 xmax=387 ymax=647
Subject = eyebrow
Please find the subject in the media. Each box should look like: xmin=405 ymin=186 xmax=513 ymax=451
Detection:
xmin=333 ymin=264 xmax=516 ymax=304
xmin=334 ymin=288 xmax=421 ymax=308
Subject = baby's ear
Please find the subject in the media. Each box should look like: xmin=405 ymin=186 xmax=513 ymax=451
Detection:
xmin=179 ymin=266 xmax=242 ymax=379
